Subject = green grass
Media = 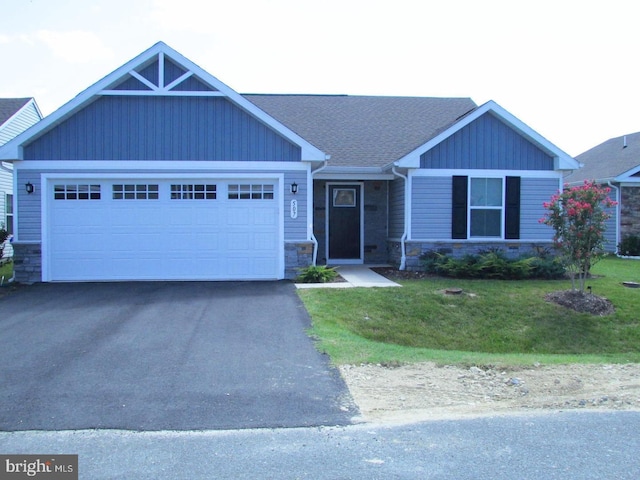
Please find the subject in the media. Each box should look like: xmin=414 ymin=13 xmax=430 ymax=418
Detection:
xmin=0 ymin=260 xmax=12 ymax=281
xmin=298 ymin=256 xmax=640 ymax=366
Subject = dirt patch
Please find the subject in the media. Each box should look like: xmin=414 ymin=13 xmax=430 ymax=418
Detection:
xmin=341 ymin=362 xmax=640 ymax=423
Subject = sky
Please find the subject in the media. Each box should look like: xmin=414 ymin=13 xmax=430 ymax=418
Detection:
xmin=1 ymin=0 xmax=638 ymax=157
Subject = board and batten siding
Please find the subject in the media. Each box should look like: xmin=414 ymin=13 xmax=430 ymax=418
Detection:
xmin=24 ymin=96 xmax=302 ymax=162
xmin=410 ymin=176 xmax=451 ymax=239
xmin=420 ymin=113 xmax=554 ymax=171
xmin=388 ymin=178 xmax=405 ymax=238
xmin=0 ymin=102 xmax=41 ymax=146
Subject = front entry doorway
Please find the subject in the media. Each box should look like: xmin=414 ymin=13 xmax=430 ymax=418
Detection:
xmin=327 ymin=183 xmax=363 ymax=264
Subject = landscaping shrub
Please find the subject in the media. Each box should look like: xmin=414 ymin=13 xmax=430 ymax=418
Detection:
xmin=296 ymin=265 xmax=338 ymax=283
xmin=618 ymin=234 xmax=640 ymax=256
xmin=420 ymin=249 xmax=565 ymax=280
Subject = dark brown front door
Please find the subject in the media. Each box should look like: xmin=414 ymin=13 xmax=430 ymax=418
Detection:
xmin=328 ymin=184 xmax=361 ymax=261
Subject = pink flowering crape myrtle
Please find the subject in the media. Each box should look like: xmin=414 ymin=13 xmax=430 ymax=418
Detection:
xmin=540 ymin=180 xmax=617 ymax=292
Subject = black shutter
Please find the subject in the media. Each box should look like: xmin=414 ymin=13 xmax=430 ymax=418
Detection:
xmin=451 ymin=176 xmax=468 ymax=239
xmin=505 ymin=176 xmax=521 ymax=240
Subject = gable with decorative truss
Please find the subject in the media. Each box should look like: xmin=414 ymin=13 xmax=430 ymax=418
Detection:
xmin=0 ymin=42 xmax=326 ymax=162
xmin=105 ymin=52 xmax=222 ymax=96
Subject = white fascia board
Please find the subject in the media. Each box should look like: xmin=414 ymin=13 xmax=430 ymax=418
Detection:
xmin=410 ymin=168 xmax=562 ymax=178
xmin=313 ymin=172 xmax=395 ymax=180
xmin=394 ymin=100 xmax=580 ymax=171
xmin=13 ymin=160 xmax=312 ymax=172
xmin=0 ymin=42 xmax=327 ymax=162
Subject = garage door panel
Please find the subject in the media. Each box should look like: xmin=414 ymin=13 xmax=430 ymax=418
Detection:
xmin=48 ymin=179 xmax=281 ymax=281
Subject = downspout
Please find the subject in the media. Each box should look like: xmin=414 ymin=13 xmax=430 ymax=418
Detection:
xmin=310 ymin=160 xmax=330 ymax=265
xmin=392 ymin=166 xmax=409 ymax=270
xmin=607 ymin=181 xmax=620 ymax=254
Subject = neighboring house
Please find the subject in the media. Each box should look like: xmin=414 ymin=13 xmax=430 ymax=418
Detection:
xmin=566 ymin=133 xmax=640 ymax=252
xmin=0 ymin=42 xmax=579 ymax=283
xmin=0 ymin=98 xmax=43 ymax=259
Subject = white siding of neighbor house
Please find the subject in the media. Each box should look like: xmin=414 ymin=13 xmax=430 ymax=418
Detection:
xmin=1 ymin=101 xmax=42 ymax=257
xmin=0 ymin=102 xmax=41 ymax=145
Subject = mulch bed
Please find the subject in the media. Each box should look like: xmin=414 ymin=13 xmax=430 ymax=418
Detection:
xmin=545 ymin=290 xmax=615 ymax=316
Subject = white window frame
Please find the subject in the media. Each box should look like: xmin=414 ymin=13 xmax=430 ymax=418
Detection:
xmin=468 ymin=177 xmax=504 ymax=239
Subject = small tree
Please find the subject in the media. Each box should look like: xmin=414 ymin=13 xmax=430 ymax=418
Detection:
xmin=541 ymin=181 xmax=617 ymax=292
xmin=0 ymin=223 xmax=8 ymax=260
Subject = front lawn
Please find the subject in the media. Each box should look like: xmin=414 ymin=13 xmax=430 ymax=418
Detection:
xmin=298 ymin=257 xmax=640 ymax=365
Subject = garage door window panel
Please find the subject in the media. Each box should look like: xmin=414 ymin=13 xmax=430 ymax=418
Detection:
xmin=54 ymin=184 xmax=101 ymax=200
xmin=228 ymin=184 xmax=274 ymax=200
xmin=171 ymin=184 xmax=217 ymax=200
xmin=113 ymin=184 xmax=159 ymax=200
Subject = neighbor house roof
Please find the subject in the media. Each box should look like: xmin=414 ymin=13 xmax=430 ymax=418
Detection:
xmin=0 ymin=98 xmax=32 ymax=126
xmin=244 ymin=94 xmax=477 ymax=168
xmin=567 ymin=132 xmax=640 ymax=183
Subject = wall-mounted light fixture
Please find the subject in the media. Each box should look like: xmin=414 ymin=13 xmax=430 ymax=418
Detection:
xmin=25 ymin=182 xmax=35 ymax=194
xmin=290 ymin=182 xmax=298 ymax=194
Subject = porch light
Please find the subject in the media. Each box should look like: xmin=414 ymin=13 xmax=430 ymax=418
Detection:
xmin=25 ymin=182 xmax=35 ymax=194
xmin=290 ymin=182 xmax=298 ymax=194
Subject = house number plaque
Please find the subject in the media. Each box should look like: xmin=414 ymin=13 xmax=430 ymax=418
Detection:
xmin=290 ymin=199 xmax=298 ymax=219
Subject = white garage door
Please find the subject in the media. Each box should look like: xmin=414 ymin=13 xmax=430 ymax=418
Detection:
xmin=46 ymin=179 xmax=281 ymax=281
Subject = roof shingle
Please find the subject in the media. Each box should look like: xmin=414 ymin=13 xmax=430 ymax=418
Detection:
xmin=243 ymin=94 xmax=477 ymax=167
xmin=567 ymin=132 xmax=640 ymax=182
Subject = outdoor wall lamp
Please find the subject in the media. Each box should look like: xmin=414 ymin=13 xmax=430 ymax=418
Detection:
xmin=290 ymin=182 xmax=298 ymax=194
xmin=25 ymin=182 xmax=35 ymax=194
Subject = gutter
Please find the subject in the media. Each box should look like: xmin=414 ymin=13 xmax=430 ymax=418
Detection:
xmin=310 ymin=160 xmax=329 ymax=265
xmin=392 ymin=166 xmax=409 ymax=270
xmin=607 ymin=181 xmax=620 ymax=254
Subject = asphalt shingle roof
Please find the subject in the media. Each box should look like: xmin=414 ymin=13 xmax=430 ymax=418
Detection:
xmin=243 ymin=94 xmax=477 ymax=167
xmin=0 ymin=98 xmax=31 ymax=127
xmin=567 ymin=132 xmax=640 ymax=183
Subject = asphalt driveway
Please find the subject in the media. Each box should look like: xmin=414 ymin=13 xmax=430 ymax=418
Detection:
xmin=0 ymin=281 xmax=357 ymax=431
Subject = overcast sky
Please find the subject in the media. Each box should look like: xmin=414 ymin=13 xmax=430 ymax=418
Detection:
xmin=1 ymin=0 xmax=638 ymax=156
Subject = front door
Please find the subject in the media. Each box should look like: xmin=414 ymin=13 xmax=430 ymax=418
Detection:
xmin=327 ymin=183 xmax=363 ymax=263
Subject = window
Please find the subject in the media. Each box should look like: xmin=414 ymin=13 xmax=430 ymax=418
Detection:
xmin=469 ymin=178 xmax=503 ymax=237
xmin=54 ymin=184 xmax=101 ymax=200
xmin=5 ymin=194 xmax=13 ymax=235
xmin=171 ymin=184 xmax=216 ymax=200
xmin=333 ymin=188 xmax=356 ymax=207
xmin=228 ymin=184 xmax=274 ymax=200
xmin=451 ymin=176 xmax=521 ymax=240
xmin=112 ymin=184 xmax=158 ymax=200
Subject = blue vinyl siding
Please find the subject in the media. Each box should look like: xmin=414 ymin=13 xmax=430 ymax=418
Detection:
xmin=284 ymin=170 xmax=309 ymax=241
xmin=24 ymin=96 xmax=302 ymax=162
xmin=388 ymin=178 xmax=405 ymax=238
xmin=411 ymin=176 xmax=451 ymax=239
xmin=420 ymin=113 xmax=554 ymax=170
xmin=411 ymin=175 xmax=559 ymax=241
xmin=520 ymin=177 xmax=559 ymax=240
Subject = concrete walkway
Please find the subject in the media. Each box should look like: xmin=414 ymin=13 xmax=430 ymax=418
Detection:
xmin=295 ymin=265 xmax=401 ymax=289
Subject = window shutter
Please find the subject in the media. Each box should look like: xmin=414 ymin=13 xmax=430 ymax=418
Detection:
xmin=505 ymin=176 xmax=521 ymax=240
xmin=451 ymin=176 xmax=468 ymax=239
